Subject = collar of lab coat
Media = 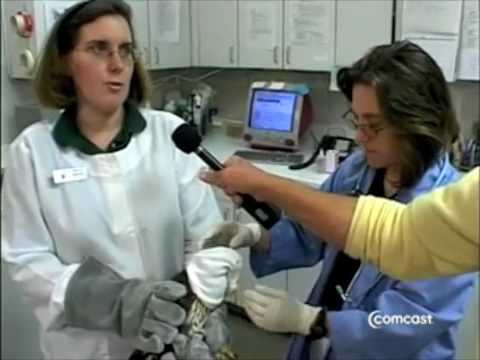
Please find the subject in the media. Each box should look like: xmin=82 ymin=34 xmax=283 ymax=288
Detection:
xmin=52 ymin=101 xmax=146 ymax=155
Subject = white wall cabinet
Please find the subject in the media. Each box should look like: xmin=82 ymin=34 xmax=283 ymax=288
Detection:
xmin=126 ymin=0 xmax=151 ymax=67
xmin=199 ymin=0 xmax=335 ymax=71
xmin=394 ymin=0 xmax=463 ymax=82
xmin=284 ymin=0 xmax=336 ymax=71
xmin=238 ymin=0 xmax=283 ymax=69
xmin=148 ymin=0 xmax=191 ymax=69
xmin=191 ymin=0 xmax=238 ymax=67
xmin=335 ymin=0 xmax=393 ymax=67
xmin=127 ymin=0 xmax=191 ymax=70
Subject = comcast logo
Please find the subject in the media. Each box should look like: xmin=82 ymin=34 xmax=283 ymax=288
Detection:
xmin=368 ymin=310 xmax=433 ymax=329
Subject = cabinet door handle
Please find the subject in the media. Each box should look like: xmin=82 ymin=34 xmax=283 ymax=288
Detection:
xmin=273 ymin=45 xmax=279 ymax=64
xmin=155 ymin=46 xmax=160 ymax=65
xmin=229 ymin=46 xmax=235 ymax=64
xmin=286 ymin=46 xmax=291 ymax=65
xmin=143 ymin=46 xmax=150 ymax=65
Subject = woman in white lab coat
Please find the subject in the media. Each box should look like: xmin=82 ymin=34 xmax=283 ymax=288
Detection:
xmin=1 ymin=1 xmax=222 ymax=359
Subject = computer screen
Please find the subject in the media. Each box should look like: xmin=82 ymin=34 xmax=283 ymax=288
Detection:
xmin=248 ymin=89 xmax=297 ymax=132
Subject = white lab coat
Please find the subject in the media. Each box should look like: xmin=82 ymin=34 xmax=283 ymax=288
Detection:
xmin=1 ymin=109 xmax=222 ymax=359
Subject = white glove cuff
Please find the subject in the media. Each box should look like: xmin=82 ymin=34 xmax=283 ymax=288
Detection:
xmin=245 ymin=223 xmax=262 ymax=246
xmin=187 ymin=247 xmax=242 ymax=308
xmin=298 ymin=304 xmax=321 ymax=336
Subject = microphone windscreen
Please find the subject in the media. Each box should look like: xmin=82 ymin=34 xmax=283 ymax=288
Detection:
xmin=172 ymin=124 xmax=202 ymax=154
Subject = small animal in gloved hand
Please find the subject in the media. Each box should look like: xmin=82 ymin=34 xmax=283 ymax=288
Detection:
xmin=128 ymin=271 xmax=238 ymax=360
xmin=177 ymin=271 xmax=238 ymax=360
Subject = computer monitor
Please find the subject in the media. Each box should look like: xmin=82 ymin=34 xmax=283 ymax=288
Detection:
xmin=243 ymin=82 xmax=312 ymax=150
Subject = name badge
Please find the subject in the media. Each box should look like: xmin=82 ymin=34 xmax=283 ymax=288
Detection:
xmin=52 ymin=167 xmax=88 ymax=184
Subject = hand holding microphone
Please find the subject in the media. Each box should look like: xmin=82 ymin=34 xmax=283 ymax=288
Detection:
xmin=202 ymin=156 xmax=270 ymax=199
xmin=171 ymin=124 xmax=280 ymax=229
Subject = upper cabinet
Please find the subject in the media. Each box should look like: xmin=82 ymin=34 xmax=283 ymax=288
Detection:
xmin=191 ymin=0 xmax=238 ymax=67
xmin=284 ymin=0 xmax=335 ymax=71
xmin=3 ymin=0 xmax=193 ymax=78
xmin=335 ymin=0 xmax=393 ymax=67
xmin=148 ymin=0 xmax=191 ymax=69
xmin=395 ymin=0 xmax=464 ymax=82
xmin=126 ymin=0 xmax=151 ymax=67
xmin=127 ymin=0 xmax=191 ymax=70
xmin=238 ymin=0 xmax=283 ymax=69
xmin=202 ymin=0 xmax=335 ymax=71
xmin=13 ymin=0 xmax=460 ymax=78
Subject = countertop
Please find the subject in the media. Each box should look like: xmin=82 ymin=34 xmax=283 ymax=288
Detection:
xmin=203 ymin=126 xmax=330 ymax=188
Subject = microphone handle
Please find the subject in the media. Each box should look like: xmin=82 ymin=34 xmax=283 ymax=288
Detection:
xmin=196 ymin=148 xmax=224 ymax=170
xmin=240 ymin=193 xmax=280 ymax=229
xmin=196 ymin=147 xmax=280 ymax=229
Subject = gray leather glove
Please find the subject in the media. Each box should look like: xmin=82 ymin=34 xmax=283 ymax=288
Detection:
xmin=166 ymin=333 xmax=213 ymax=360
xmin=65 ymin=257 xmax=187 ymax=353
xmin=128 ymin=333 xmax=214 ymax=360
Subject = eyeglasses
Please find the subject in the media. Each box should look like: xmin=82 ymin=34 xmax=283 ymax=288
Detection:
xmin=342 ymin=109 xmax=387 ymax=138
xmin=76 ymin=40 xmax=138 ymax=65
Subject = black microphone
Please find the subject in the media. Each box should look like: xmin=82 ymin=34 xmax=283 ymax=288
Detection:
xmin=172 ymin=124 xmax=280 ymax=229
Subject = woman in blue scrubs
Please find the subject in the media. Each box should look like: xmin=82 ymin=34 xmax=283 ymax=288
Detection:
xmin=203 ymin=41 xmax=475 ymax=360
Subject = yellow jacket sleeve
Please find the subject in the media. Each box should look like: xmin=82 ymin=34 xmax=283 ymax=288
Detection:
xmin=345 ymin=167 xmax=479 ymax=280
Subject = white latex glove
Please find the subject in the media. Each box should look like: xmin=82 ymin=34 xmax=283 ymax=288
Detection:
xmin=186 ymin=247 xmax=242 ymax=308
xmin=243 ymin=284 xmax=320 ymax=336
xmin=200 ymin=222 xmax=262 ymax=249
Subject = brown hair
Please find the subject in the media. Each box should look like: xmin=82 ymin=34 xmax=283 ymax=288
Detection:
xmin=33 ymin=0 xmax=151 ymax=108
xmin=337 ymin=40 xmax=459 ymax=187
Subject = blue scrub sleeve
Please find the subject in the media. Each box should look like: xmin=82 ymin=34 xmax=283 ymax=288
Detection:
xmin=250 ymin=218 xmax=325 ymax=277
xmin=327 ymin=274 xmax=474 ymax=359
xmin=249 ymin=157 xmax=354 ymax=278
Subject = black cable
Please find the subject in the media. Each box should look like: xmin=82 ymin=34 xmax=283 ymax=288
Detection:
xmin=289 ymin=134 xmax=356 ymax=171
xmin=289 ymin=131 xmax=324 ymax=170
xmin=288 ymin=140 xmax=323 ymax=170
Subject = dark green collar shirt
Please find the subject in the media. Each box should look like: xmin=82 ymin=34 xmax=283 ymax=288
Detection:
xmin=52 ymin=102 xmax=146 ymax=155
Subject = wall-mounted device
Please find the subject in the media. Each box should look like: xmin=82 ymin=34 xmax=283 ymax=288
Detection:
xmin=319 ymin=135 xmax=356 ymax=162
xmin=11 ymin=11 xmax=34 ymax=38
xmin=4 ymin=1 xmax=78 ymax=79
xmin=243 ymin=81 xmax=313 ymax=151
xmin=289 ymin=135 xmax=356 ymax=170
